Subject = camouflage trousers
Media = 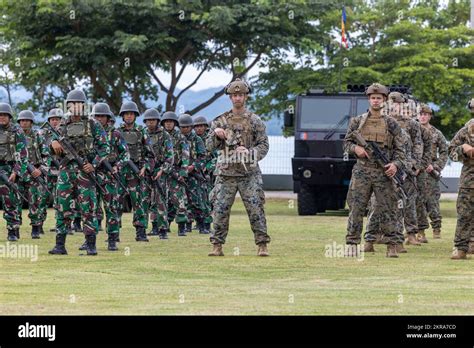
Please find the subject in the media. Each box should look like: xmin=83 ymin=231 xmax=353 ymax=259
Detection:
xmin=96 ymin=171 xmax=119 ymax=234
xmin=18 ymin=179 xmax=46 ymax=226
xmin=39 ymin=174 xmax=58 ymax=223
xmin=0 ymin=165 xmax=22 ymax=230
xmin=346 ymin=163 xmax=399 ymax=245
xmin=149 ymin=176 xmax=169 ymax=230
xmin=453 ymin=188 xmax=474 ymax=252
xmin=424 ymin=174 xmax=442 ymax=230
xmin=118 ymin=170 xmax=149 ymax=228
xmin=210 ymin=174 xmax=270 ymax=246
xmin=415 ymin=172 xmax=429 ymax=231
xmin=364 ymin=178 xmax=415 ymax=244
xmin=166 ymin=175 xmax=188 ymax=224
xmin=186 ymin=173 xmax=211 ymax=224
xmin=56 ymin=168 xmax=98 ymax=236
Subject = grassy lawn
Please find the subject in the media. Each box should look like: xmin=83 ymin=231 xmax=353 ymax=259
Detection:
xmin=0 ymin=198 xmax=472 ymax=315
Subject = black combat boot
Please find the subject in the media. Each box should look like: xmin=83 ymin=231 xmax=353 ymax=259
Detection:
xmin=73 ymin=217 xmax=82 ymax=232
xmin=158 ymin=228 xmax=169 ymax=240
xmin=14 ymin=227 xmax=20 ymax=239
xmin=147 ymin=222 xmax=159 ymax=236
xmin=31 ymin=225 xmax=41 ymax=239
xmin=85 ymin=234 xmax=98 ymax=255
xmin=185 ymin=222 xmax=193 ymax=233
xmin=200 ymin=222 xmax=211 ymax=235
xmin=48 ymin=234 xmax=68 ymax=255
xmin=135 ymin=227 xmax=149 ymax=242
xmin=108 ymin=233 xmax=118 ymax=251
xmin=178 ymin=223 xmax=187 ymax=237
xmin=7 ymin=228 xmax=18 ymax=242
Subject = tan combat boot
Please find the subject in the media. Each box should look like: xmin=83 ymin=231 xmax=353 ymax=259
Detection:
xmin=416 ymin=230 xmax=428 ymax=243
xmin=467 ymin=242 xmax=474 ymax=255
xmin=386 ymin=244 xmax=399 ymax=258
xmin=396 ymin=243 xmax=407 ymax=253
xmin=363 ymin=242 xmax=375 ymax=252
xmin=406 ymin=233 xmax=421 ymax=246
xmin=433 ymin=229 xmax=441 ymax=239
xmin=450 ymin=249 xmax=467 ymax=260
xmin=208 ymin=243 xmax=224 ymax=256
xmin=257 ymin=243 xmax=269 ymax=257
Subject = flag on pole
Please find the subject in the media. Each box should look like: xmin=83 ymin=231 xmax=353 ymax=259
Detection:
xmin=341 ymin=6 xmax=349 ymax=48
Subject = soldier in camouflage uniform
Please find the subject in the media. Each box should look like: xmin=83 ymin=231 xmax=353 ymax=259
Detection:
xmin=0 ymin=103 xmax=29 ymax=241
xmin=364 ymin=91 xmax=424 ymax=253
xmin=179 ymin=114 xmax=210 ymax=234
xmin=448 ymin=99 xmax=474 ymax=259
xmin=206 ymin=78 xmax=271 ymax=257
xmin=193 ymin=115 xmax=215 ymax=232
xmin=39 ymin=108 xmax=64 ymax=233
xmin=117 ymin=101 xmax=154 ymax=242
xmin=161 ymin=111 xmax=190 ymax=237
xmin=91 ymin=103 xmax=130 ymax=251
xmin=16 ymin=110 xmax=50 ymax=239
xmin=48 ymin=89 xmax=110 ymax=255
xmin=343 ymin=83 xmax=406 ymax=258
xmin=144 ymin=108 xmax=174 ymax=240
xmin=413 ymin=104 xmax=433 ymax=243
xmin=418 ymin=106 xmax=448 ymax=240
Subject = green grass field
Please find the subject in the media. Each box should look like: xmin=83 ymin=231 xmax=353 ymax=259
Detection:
xmin=0 ymin=198 xmax=472 ymax=315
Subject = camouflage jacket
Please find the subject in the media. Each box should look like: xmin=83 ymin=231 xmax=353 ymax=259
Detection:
xmin=343 ymin=112 xmax=406 ymax=171
xmin=448 ymin=119 xmax=474 ymax=189
xmin=198 ymin=130 xmax=217 ymax=174
xmin=424 ymin=124 xmax=448 ymax=172
xmin=102 ymin=124 xmax=130 ymax=170
xmin=147 ymin=126 xmax=174 ymax=176
xmin=206 ymin=110 xmax=269 ymax=177
xmin=184 ymin=130 xmax=206 ymax=171
xmin=390 ymin=113 xmax=423 ymax=173
xmin=21 ymin=128 xmax=50 ymax=183
xmin=419 ymin=125 xmax=433 ymax=171
xmin=41 ymin=126 xmax=61 ymax=177
xmin=167 ymin=128 xmax=190 ymax=178
xmin=0 ymin=123 xmax=28 ymax=177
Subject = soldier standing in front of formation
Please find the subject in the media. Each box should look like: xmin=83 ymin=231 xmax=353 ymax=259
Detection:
xmin=144 ymin=108 xmax=174 ymax=240
xmin=16 ymin=110 xmax=50 ymax=239
xmin=343 ymin=83 xmax=406 ymax=258
xmin=417 ymin=105 xmax=448 ymax=240
xmin=91 ymin=103 xmax=130 ymax=251
xmin=48 ymin=89 xmax=110 ymax=255
xmin=0 ymin=103 xmax=28 ymax=242
xmin=448 ymin=99 xmax=474 ymax=259
xmin=160 ymin=111 xmax=190 ymax=237
xmin=193 ymin=116 xmax=215 ymax=232
xmin=178 ymin=114 xmax=210 ymax=234
xmin=117 ymin=101 xmax=154 ymax=242
xmin=206 ymin=78 xmax=271 ymax=257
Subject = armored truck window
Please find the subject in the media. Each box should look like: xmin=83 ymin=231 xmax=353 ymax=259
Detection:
xmin=299 ymin=97 xmax=351 ymax=130
xmin=356 ymin=98 xmax=369 ymax=115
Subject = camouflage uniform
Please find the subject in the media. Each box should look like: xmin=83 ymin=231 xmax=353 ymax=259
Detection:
xmin=147 ymin=123 xmax=174 ymax=236
xmin=344 ymin=105 xmax=406 ymax=255
xmin=0 ymin=103 xmax=29 ymax=241
xmin=415 ymin=124 xmax=433 ymax=233
xmin=448 ymin=118 xmax=474 ymax=257
xmin=17 ymin=125 xmax=50 ymax=234
xmin=423 ymin=124 xmax=448 ymax=231
xmin=206 ymin=109 xmax=271 ymax=247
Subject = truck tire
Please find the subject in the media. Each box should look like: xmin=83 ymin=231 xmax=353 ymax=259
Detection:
xmin=297 ymin=184 xmax=317 ymax=215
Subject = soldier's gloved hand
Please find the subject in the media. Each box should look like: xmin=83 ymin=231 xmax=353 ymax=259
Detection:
xmin=236 ymin=146 xmax=249 ymax=155
xmin=214 ymin=127 xmax=226 ymax=140
xmin=426 ymin=164 xmax=434 ymax=173
xmin=384 ymin=163 xmax=397 ymax=178
xmin=153 ymin=170 xmax=163 ymax=181
xmin=82 ymin=163 xmax=95 ymax=173
xmin=8 ymin=172 xmax=16 ymax=183
xmin=139 ymin=167 xmax=146 ymax=177
xmin=51 ymin=140 xmax=64 ymax=155
xmin=354 ymin=145 xmax=369 ymax=159
xmin=187 ymin=165 xmax=194 ymax=173
xmin=31 ymin=168 xmax=42 ymax=178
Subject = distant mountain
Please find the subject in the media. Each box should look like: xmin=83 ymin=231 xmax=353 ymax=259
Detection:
xmin=1 ymin=85 xmax=284 ymax=135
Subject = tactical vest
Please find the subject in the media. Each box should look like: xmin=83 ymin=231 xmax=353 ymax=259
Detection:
xmin=359 ymin=114 xmax=388 ymax=147
xmin=122 ymin=128 xmax=143 ymax=162
xmin=64 ymin=120 xmax=94 ymax=157
xmin=149 ymin=130 xmax=164 ymax=163
xmin=25 ymin=131 xmax=42 ymax=166
xmin=224 ymin=113 xmax=253 ymax=150
xmin=0 ymin=126 xmax=16 ymax=162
